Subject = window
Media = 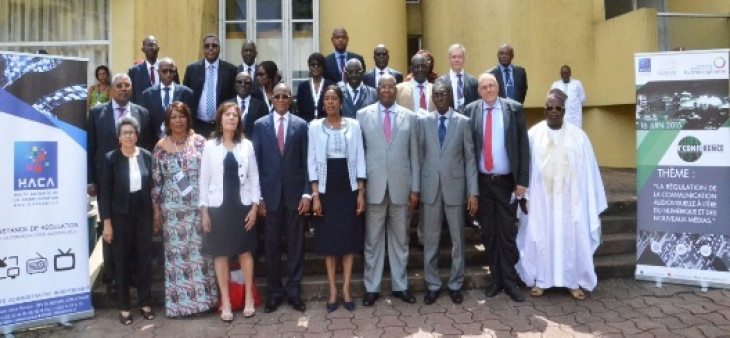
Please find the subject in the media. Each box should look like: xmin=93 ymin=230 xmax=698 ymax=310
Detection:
xmin=605 ymin=0 xmax=666 ymax=20
xmin=0 ymin=0 xmax=110 ymax=84
xmin=221 ymin=0 xmax=318 ymax=95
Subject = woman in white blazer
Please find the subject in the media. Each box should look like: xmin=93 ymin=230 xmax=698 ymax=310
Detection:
xmin=199 ymin=102 xmax=260 ymax=321
xmin=308 ymin=85 xmax=366 ymax=312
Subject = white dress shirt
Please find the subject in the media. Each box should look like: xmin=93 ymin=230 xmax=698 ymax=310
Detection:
xmin=347 ymin=83 xmax=366 ymax=104
xmin=111 ymin=100 xmax=131 ymax=130
xmin=380 ymin=104 xmax=395 ymax=135
xmin=479 ymin=99 xmax=510 ymax=175
xmin=448 ymin=70 xmax=465 ymax=109
xmin=236 ymin=95 xmax=252 ymax=122
xmin=273 ymin=112 xmax=290 ymax=141
xmin=550 ymin=79 xmax=587 ymax=128
xmin=241 ymin=61 xmax=256 ymax=76
xmin=435 ymin=109 xmax=452 ymax=130
xmin=159 ymin=82 xmax=175 ymax=109
xmin=129 ymin=152 xmax=142 ymax=192
xmin=411 ymin=79 xmax=430 ymax=111
xmin=197 ymin=58 xmax=220 ymax=121
xmin=374 ymin=67 xmax=394 ymax=86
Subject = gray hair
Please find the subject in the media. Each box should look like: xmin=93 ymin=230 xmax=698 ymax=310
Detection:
xmin=448 ymin=44 xmax=466 ymax=57
xmin=117 ymin=115 xmax=140 ymax=136
xmin=111 ymin=73 xmax=130 ymax=86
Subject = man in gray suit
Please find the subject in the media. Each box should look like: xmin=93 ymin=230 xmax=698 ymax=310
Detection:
xmin=357 ymin=74 xmax=420 ymax=306
xmin=418 ymin=81 xmax=478 ymax=305
xmin=342 ymin=59 xmax=377 ymax=118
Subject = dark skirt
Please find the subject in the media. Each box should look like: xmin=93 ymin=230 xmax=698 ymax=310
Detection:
xmin=314 ymin=158 xmax=364 ymax=255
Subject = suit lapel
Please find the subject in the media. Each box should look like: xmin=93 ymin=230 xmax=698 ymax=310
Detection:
xmin=391 ymin=107 xmax=406 ymax=148
xmin=215 ymin=64 xmax=225 ymax=101
xmin=284 ymin=116 xmax=296 ymax=155
xmin=475 ymin=101 xmax=484 ymax=154
xmin=501 ymin=100 xmax=511 ymax=132
xmin=267 ymin=114 xmax=279 ymax=150
xmin=442 ymin=112 xmax=457 ymax=153
xmin=370 ymin=106 xmax=387 ymax=145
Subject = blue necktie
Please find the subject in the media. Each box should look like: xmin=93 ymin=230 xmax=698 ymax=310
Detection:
xmin=352 ymin=88 xmax=359 ymax=105
xmin=162 ymin=86 xmax=171 ymax=110
xmin=240 ymin=100 xmax=247 ymax=126
xmin=438 ymin=115 xmax=446 ymax=147
xmin=504 ymin=68 xmax=515 ymax=99
xmin=206 ymin=65 xmax=216 ymax=119
xmin=457 ymin=73 xmax=464 ymax=110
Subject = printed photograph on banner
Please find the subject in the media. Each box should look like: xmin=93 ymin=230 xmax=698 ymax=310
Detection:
xmin=636 ymin=79 xmax=729 ymax=131
xmin=637 ymin=230 xmax=730 ymax=272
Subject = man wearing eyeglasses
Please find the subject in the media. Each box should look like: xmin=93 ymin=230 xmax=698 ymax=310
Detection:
xmin=342 ymin=59 xmax=377 ymax=118
xmin=363 ymin=45 xmax=403 ymax=88
xmin=487 ymin=45 xmax=528 ymax=104
xmin=183 ymin=34 xmax=238 ymax=138
xmin=252 ymin=83 xmax=311 ymax=313
xmin=226 ymin=71 xmax=268 ymax=138
xmin=141 ymin=57 xmax=194 ymax=139
xmin=324 ymin=27 xmax=366 ymax=84
xmin=463 ymin=73 xmax=529 ymax=303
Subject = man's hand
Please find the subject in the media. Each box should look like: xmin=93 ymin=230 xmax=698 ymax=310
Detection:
xmin=514 ymin=185 xmax=526 ymax=198
xmin=409 ymin=193 xmax=419 ymax=212
xmin=102 ymin=219 xmax=113 ymax=244
xmin=298 ymin=197 xmax=311 ymax=215
xmin=467 ymin=196 xmax=478 ymax=217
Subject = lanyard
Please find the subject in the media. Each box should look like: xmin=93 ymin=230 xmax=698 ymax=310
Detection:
xmin=310 ymin=78 xmax=323 ymax=111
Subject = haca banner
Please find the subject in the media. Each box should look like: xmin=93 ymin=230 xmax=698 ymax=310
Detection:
xmin=0 ymin=52 xmax=93 ymax=334
xmin=635 ymin=50 xmax=730 ymax=287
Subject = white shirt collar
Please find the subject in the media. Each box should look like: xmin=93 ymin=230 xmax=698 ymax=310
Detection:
xmin=274 ymin=112 xmax=290 ymax=120
xmin=145 ymin=60 xmax=159 ymax=70
xmin=347 ymin=83 xmax=364 ymax=93
xmin=205 ymin=58 xmax=220 ymax=69
xmin=436 ymin=109 xmax=452 ymax=119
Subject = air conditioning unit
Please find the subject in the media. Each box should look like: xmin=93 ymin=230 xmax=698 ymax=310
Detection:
xmin=406 ymin=0 xmax=421 ymax=4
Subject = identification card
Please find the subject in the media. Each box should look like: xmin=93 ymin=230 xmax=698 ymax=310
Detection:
xmin=174 ymin=171 xmax=192 ymax=196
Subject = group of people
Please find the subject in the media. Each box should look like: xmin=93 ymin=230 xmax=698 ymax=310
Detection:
xmin=87 ymin=26 xmax=606 ymax=325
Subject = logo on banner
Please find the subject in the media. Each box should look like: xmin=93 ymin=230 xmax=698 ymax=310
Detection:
xmin=714 ymin=57 xmax=726 ymax=69
xmin=677 ymin=136 xmax=724 ymax=162
xmin=14 ymin=142 xmax=58 ymax=191
xmin=638 ymin=58 xmax=652 ymax=73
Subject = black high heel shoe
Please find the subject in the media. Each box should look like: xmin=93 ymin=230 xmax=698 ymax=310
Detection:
xmin=326 ymin=301 xmax=338 ymax=313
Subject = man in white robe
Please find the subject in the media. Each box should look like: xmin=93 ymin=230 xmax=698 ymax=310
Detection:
xmin=516 ymin=88 xmax=606 ymax=300
xmin=550 ymin=65 xmax=586 ymax=128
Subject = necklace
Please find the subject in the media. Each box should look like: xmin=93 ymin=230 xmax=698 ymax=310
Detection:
xmin=170 ymin=134 xmax=188 ymax=146
xmin=325 ymin=119 xmax=345 ymax=130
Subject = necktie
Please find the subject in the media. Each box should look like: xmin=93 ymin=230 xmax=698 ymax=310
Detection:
xmin=247 ymin=67 xmax=252 ymax=75
xmin=457 ymin=73 xmax=464 ymax=110
xmin=379 ymin=71 xmax=384 ymax=76
xmin=116 ymin=107 xmax=125 ymax=120
xmin=383 ymin=109 xmax=392 ymax=142
xmin=163 ymin=86 xmax=170 ymax=110
xmin=438 ymin=115 xmax=446 ymax=147
xmin=240 ymin=100 xmax=247 ymax=127
xmin=150 ymin=66 xmax=155 ymax=84
xmin=419 ymin=84 xmax=427 ymax=110
xmin=504 ymin=68 xmax=515 ymax=99
xmin=206 ymin=65 xmax=216 ymax=119
xmin=277 ymin=116 xmax=285 ymax=154
xmin=352 ymin=88 xmax=359 ymax=105
xmin=339 ymin=55 xmax=346 ymax=82
xmin=484 ymin=107 xmax=494 ymax=171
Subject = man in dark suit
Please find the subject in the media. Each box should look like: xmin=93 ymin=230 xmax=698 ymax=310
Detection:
xmin=463 ymin=73 xmax=529 ymax=302
xmin=487 ymin=45 xmax=528 ymax=104
xmin=252 ymin=83 xmax=311 ymax=313
xmin=226 ymin=71 xmax=268 ymax=138
xmin=236 ymin=40 xmax=259 ymax=90
xmin=324 ymin=27 xmax=365 ymax=83
xmin=87 ymin=73 xmax=154 ymax=294
xmin=140 ymin=57 xmax=194 ymax=139
xmin=341 ymin=59 xmax=377 ymax=118
xmin=438 ymin=44 xmax=478 ymax=112
xmin=128 ymin=36 xmax=180 ymax=105
xmin=363 ymin=45 xmax=403 ymax=88
xmin=182 ymin=34 xmax=238 ymax=138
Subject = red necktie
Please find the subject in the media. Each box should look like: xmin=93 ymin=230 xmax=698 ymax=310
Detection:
xmin=150 ymin=66 xmax=155 ymax=84
xmin=383 ymin=109 xmax=392 ymax=142
xmin=277 ymin=117 xmax=285 ymax=154
xmin=484 ymin=107 xmax=494 ymax=171
xmin=419 ymin=84 xmax=427 ymax=110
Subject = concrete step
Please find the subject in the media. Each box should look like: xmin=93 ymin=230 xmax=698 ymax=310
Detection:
xmin=595 ymin=233 xmax=636 ymax=256
xmin=601 ymin=214 xmax=637 ymax=234
xmin=595 ymin=253 xmax=635 ymax=279
xmin=602 ymin=199 xmax=637 ymax=216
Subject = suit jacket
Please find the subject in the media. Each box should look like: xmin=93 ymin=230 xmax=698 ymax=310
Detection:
xmin=140 ymin=83 xmax=194 ymax=138
xmin=437 ymin=72 xmax=479 ymax=111
xmin=236 ymin=63 xmax=259 ymax=89
xmin=252 ymin=113 xmax=311 ymax=211
xmin=363 ymin=68 xmax=404 ymax=88
xmin=98 ymin=148 xmax=153 ymax=221
xmin=225 ymin=96 xmax=269 ymax=138
xmin=418 ymin=110 xmax=478 ymax=205
xmin=87 ymin=102 xmax=154 ymax=186
xmin=488 ymin=64 xmax=528 ymax=104
xmin=324 ymin=51 xmax=366 ymax=83
xmin=341 ymin=84 xmax=377 ymax=118
xmin=396 ymin=81 xmax=436 ymax=113
xmin=356 ymin=103 xmax=419 ymax=205
xmin=182 ymin=59 xmax=238 ymax=118
xmin=296 ymin=78 xmax=336 ymax=122
xmin=463 ymin=98 xmax=529 ymax=188
xmin=128 ymin=62 xmax=180 ymax=104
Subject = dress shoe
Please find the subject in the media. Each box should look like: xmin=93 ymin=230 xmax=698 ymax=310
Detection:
xmin=343 ymin=301 xmax=356 ymax=312
xmin=448 ymin=289 xmax=463 ymax=304
xmin=326 ymin=302 xmax=338 ymax=313
xmin=264 ymin=298 xmax=282 ymax=313
xmin=484 ymin=283 xmax=502 ymax=298
xmin=362 ymin=292 xmax=380 ymax=307
xmin=392 ymin=290 xmax=416 ymax=304
xmin=288 ymin=297 xmax=306 ymax=312
xmin=504 ymin=286 xmax=525 ymax=302
xmin=423 ymin=290 xmax=441 ymax=305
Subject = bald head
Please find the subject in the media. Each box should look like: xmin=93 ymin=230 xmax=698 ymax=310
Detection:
xmin=345 ymin=59 xmax=364 ymax=87
xmin=272 ymin=83 xmax=292 ymax=115
xmin=374 ymin=44 xmax=389 ymax=69
xmin=331 ymin=27 xmax=349 ymax=53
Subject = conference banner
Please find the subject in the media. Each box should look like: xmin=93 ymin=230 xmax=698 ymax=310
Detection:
xmin=0 ymin=52 xmax=93 ymax=334
xmin=635 ymin=50 xmax=730 ymax=288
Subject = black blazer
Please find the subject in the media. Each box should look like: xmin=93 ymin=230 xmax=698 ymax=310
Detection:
xmin=488 ymin=64 xmax=528 ymax=104
xmin=363 ymin=68 xmax=404 ymax=88
xmin=140 ymin=83 xmax=195 ymax=138
xmin=87 ymin=102 xmax=154 ymax=186
xmin=323 ymin=51 xmax=366 ymax=83
xmin=341 ymin=84 xmax=377 ymax=118
xmin=437 ymin=72 xmax=479 ymax=111
xmin=98 ymin=148 xmax=153 ymax=221
xmin=182 ymin=59 xmax=238 ymax=118
xmin=252 ymin=113 xmax=311 ymax=211
xmin=236 ymin=63 xmax=259 ymax=89
xmin=463 ymin=98 xmax=529 ymax=188
xmin=225 ymin=96 xmax=269 ymax=138
xmin=295 ymin=78 xmax=336 ymax=122
xmin=128 ymin=62 xmax=180 ymax=104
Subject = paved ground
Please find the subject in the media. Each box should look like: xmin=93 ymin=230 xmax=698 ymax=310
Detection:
xmin=11 ymin=278 xmax=730 ymax=337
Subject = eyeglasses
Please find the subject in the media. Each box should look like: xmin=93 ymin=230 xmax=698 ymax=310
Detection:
xmin=378 ymin=85 xmax=396 ymax=91
xmin=545 ymin=106 xmax=563 ymax=111
xmin=159 ymin=69 xmax=176 ymax=74
xmin=345 ymin=69 xmax=363 ymax=75
xmin=272 ymin=95 xmax=291 ymax=100
xmin=203 ymin=43 xmax=220 ymax=49
xmin=120 ymin=131 xmax=136 ymax=137
xmin=236 ymin=80 xmax=253 ymax=85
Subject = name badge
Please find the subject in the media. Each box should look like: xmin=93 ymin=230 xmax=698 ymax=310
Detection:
xmin=174 ymin=171 xmax=192 ymax=197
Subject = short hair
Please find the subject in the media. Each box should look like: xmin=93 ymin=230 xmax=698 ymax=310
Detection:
xmin=212 ymin=101 xmax=244 ymax=141
xmin=158 ymin=57 xmax=175 ymax=67
xmin=111 ymin=73 xmax=130 ymax=86
xmin=164 ymin=101 xmax=194 ymax=136
xmin=117 ymin=116 xmax=140 ymax=136
xmin=259 ymin=60 xmax=279 ymax=83
xmin=323 ymin=85 xmax=344 ymax=116
xmin=202 ymin=33 xmax=219 ymax=44
xmin=561 ymin=65 xmax=571 ymax=71
xmin=448 ymin=44 xmax=466 ymax=57
xmin=433 ymin=79 xmax=453 ymax=96
xmin=307 ymin=52 xmax=325 ymax=65
xmin=95 ymin=65 xmax=111 ymax=83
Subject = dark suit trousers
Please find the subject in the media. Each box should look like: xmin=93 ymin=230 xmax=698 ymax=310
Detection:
xmin=264 ymin=191 xmax=305 ymax=299
xmin=97 ymin=167 xmax=116 ymax=285
xmin=194 ymin=118 xmax=217 ymax=140
xmin=111 ymin=192 xmax=152 ymax=311
xmin=477 ymin=174 xmax=520 ymax=289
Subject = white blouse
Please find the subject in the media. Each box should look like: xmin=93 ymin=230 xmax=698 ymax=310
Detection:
xmin=324 ymin=123 xmax=347 ymax=159
xmin=307 ymin=118 xmax=366 ymax=193
xmin=129 ymin=153 xmax=142 ymax=192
